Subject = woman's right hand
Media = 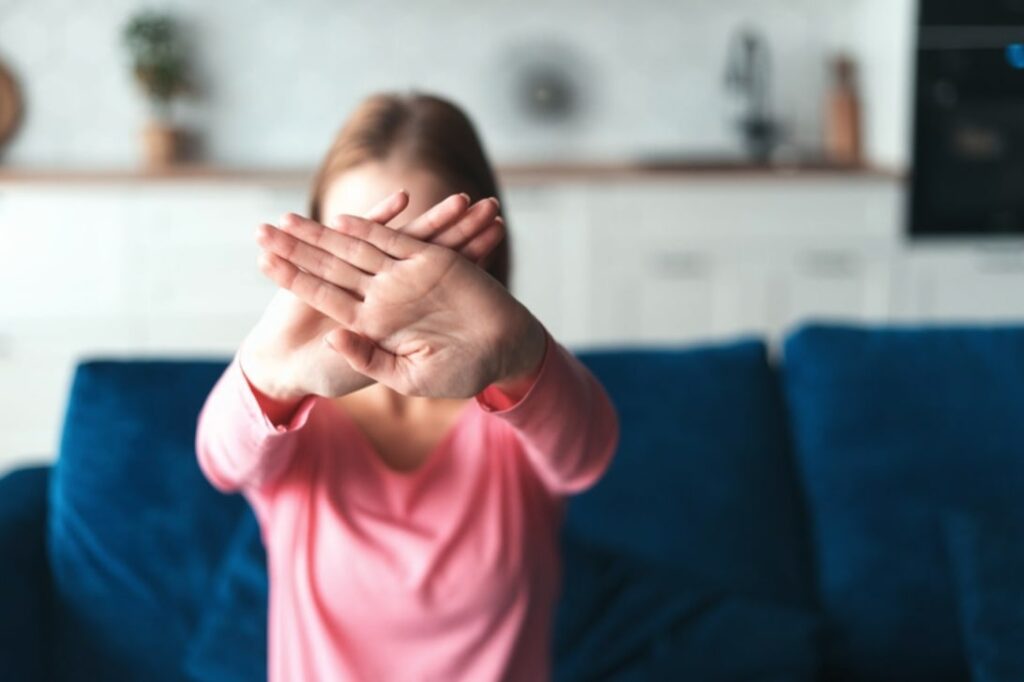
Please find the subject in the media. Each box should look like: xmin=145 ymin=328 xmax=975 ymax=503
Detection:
xmin=237 ymin=190 xmax=504 ymax=404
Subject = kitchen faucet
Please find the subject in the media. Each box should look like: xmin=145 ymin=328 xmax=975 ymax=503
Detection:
xmin=724 ymin=27 xmax=781 ymax=162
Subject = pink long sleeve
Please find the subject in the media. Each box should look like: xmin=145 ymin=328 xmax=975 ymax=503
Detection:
xmin=194 ymin=354 xmax=319 ymax=494
xmin=193 ymin=333 xmax=619 ymax=681
xmin=478 ymin=331 xmax=620 ymax=494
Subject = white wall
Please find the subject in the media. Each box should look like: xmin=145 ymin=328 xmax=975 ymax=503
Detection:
xmin=846 ymin=0 xmax=917 ymax=170
xmin=0 ymin=0 xmax=915 ymax=169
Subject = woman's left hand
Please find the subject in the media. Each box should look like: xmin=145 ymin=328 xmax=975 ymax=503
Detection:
xmin=255 ymin=205 xmax=546 ymax=399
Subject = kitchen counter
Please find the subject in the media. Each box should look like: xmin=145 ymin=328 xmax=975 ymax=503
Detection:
xmin=0 ymin=161 xmax=903 ymax=185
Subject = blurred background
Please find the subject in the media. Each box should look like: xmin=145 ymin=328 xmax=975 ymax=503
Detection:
xmin=1 ymin=0 xmax=1022 ymax=473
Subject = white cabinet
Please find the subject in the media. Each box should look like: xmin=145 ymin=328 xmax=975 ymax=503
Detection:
xmin=502 ymin=183 xmax=593 ymax=347
xmin=586 ymin=177 xmax=902 ymax=345
xmin=895 ymin=241 xmax=1024 ymax=322
xmin=6 ymin=170 xmax=1024 ymax=473
xmin=0 ymin=188 xmax=134 ymax=320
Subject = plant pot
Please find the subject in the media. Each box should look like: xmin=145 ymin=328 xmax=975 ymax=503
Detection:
xmin=141 ymin=122 xmax=180 ymax=168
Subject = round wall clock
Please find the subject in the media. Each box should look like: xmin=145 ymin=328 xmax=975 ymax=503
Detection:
xmin=496 ymin=39 xmax=593 ymax=128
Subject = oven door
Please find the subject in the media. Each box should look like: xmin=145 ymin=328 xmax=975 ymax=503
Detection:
xmin=911 ymin=42 xmax=1024 ymax=236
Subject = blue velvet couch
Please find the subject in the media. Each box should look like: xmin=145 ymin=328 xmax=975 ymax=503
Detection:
xmin=2 ymin=323 xmax=1023 ymax=681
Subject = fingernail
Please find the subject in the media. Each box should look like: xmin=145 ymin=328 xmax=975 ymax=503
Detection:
xmin=459 ymin=192 xmax=471 ymax=203
xmin=488 ymin=197 xmax=500 ymax=207
xmin=280 ymin=213 xmax=298 ymax=228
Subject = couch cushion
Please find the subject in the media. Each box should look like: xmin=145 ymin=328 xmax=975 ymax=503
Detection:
xmin=557 ymin=342 xmax=819 ymax=677
xmin=184 ymin=509 xmax=267 ymax=682
xmin=47 ymin=359 xmax=246 ymax=681
xmin=0 ymin=466 xmax=51 ymax=681
xmin=566 ymin=341 xmax=815 ymax=605
xmin=944 ymin=511 xmax=1024 ymax=682
xmin=554 ymin=533 xmax=819 ymax=681
xmin=783 ymin=324 xmax=1024 ymax=682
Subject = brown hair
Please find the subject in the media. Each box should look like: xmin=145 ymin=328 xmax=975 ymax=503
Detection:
xmin=309 ymin=92 xmax=509 ymax=287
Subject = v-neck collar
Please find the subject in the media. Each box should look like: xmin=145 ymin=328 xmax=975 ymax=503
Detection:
xmin=327 ymin=398 xmax=478 ymax=483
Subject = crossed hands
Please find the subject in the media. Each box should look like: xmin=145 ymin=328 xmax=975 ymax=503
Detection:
xmin=247 ymin=190 xmax=546 ymax=402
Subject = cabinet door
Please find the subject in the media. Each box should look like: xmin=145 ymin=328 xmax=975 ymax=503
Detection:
xmin=899 ymin=244 xmax=1024 ymax=322
xmin=0 ymin=188 xmax=151 ymax=468
xmin=590 ymin=180 xmax=899 ymax=345
xmin=0 ymin=188 xmax=133 ymax=319
xmin=782 ymin=246 xmax=894 ymax=330
xmin=127 ymin=184 xmax=297 ymax=354
xmin=635 ymin=247 xmax=728 ymax=344
xmin=502 ymin=184 xmax=592 ymax=347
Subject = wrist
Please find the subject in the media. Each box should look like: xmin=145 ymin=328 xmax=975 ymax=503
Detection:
xmin=237 ymin=353 xmax=309 ymax=429
xmin=492 ymin=308 xmax=546 ymax=394
xmin=238 ymin=338 xmax=307 ymax=403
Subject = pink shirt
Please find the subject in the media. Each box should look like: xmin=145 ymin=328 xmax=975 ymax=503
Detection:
xmin=195 ymin=333 xmax=619 ymax=681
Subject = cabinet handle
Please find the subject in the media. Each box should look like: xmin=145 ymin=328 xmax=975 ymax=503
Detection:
xmin=649 ymin=252 xmax=711 ymax=278
xmin=798 ymin=251 xmax=861 ymax=277
xmin=974 ymin=254 xmax=1024 ymax=273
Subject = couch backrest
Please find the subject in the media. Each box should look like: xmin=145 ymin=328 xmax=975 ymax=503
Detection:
xmin=47 ymin=342 xmax=822 ymax=681
xmin=566 ymin=341 xmax=814 ymax=602
xmin=556 ymin=341 xmax=820 ymax=680
xmin=47 ymin=359 xmax=244 ymax=682
xmin=783 ymin=324 xmax=1024 ymax=681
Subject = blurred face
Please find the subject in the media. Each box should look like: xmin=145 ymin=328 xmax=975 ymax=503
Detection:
xmin=320 ymin=159 xmax=456 ymax=229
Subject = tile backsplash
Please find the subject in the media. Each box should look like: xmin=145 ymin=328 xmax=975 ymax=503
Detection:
xmin=0 ymin=0 xmax=913 ymax=168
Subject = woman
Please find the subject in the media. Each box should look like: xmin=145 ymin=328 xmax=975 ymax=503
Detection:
xmin=196 ymin=93 xmax=619 ymax=681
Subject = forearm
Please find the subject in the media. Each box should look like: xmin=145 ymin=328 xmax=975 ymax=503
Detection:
xmin=478 ymin=327 xmax=620 ymax=494
xmin=195 ymin=354 xmax=318 ymax=493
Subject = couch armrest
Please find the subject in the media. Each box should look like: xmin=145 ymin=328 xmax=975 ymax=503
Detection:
xmin=0 ymin=465 xmax=52 ymax=680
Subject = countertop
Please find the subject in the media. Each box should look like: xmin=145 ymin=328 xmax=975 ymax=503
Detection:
xmin=0 ymin=160 xmax=904 ymax=185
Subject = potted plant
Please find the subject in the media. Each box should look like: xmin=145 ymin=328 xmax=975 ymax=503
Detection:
xmin=122 ymin=11 xmax=190 ymax=167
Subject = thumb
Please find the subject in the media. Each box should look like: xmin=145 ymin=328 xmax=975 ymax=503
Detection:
xmin=336 ymin=189 xmax=408 ymax=228
xmin=362 ymin=188 xmax=409 ymax=225
xmin=324 ymin=329 xmax=401 ymax=384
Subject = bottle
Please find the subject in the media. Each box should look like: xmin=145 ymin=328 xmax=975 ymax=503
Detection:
xmin=825 ymin=55 xmax=863 ymax=166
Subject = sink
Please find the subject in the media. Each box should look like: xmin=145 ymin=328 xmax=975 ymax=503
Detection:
xmin=632 ymin=154 xmax=855 ymax=173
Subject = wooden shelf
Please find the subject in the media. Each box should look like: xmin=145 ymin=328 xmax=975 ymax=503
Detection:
xmin=0 ymin=161 xmax=904 ymax=185
xmin=0 ymin=165 xmax=313 ymax=184
xmin=498 ymin=160 xmax=903 ymax=183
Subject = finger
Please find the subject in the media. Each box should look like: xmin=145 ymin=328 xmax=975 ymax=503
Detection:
xmin=400 ymin=193 xmax=471 ymax=240
xmin=258 ymin=251 xmax=359 ymax=326
xmin=256 ymin=224 xmax=370 ymax=295
xmin=359 ymin=190 xmax=410 ymax=226
xmin=324 ymin=329 xmax=404 ymax=389
xmin=460 ymin=218 xmax=507 ymax=264
xmin=332 ymin=214 xmax=425 ymax=260
xmin=432 ymin=197 xmax=501 ymax=250
xmin=279 ymin=213 xmax=390 ymax=274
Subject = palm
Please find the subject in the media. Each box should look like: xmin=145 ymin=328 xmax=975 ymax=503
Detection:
xmin=352 ymin=246 xmax=513 ymax=397
xmin=244 ymin=190 xmax=507 ymax=399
